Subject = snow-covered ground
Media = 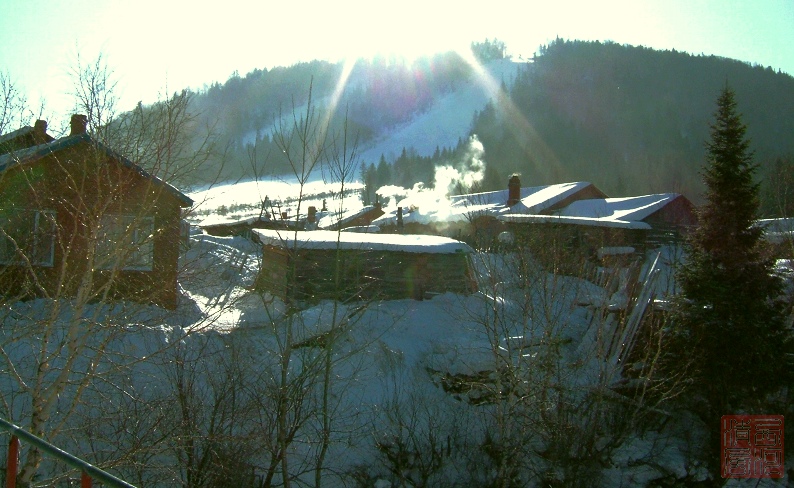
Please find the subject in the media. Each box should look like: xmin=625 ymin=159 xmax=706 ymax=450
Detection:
xmin=173 ymin=230 xmax=689 ymax=486
xmin=4 ymin=212 xmax=791 ymax=485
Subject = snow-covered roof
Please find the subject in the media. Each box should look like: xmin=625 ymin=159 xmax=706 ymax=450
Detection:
xmin=371 ymin=182 xmax=600 ymax=227
xmin=0 ymin=125 xmax=35 ymax=145
xmin=340 ymin=225 xmax=380 ymax=233
xmin=555 ymin=193 xmax=682 ymax=222
xmin=451 ymin=181 xmax=597 ymax=216
xmin=499 ymin=214 xmax=651 ymax=229
xmin=199 ymin=213 xmax=272 ymax=228
xmin=253 ymin=229 xmax=473 ymax=254
xmin=758 ymin=217 xmax=794 ymax=244
xmin=757 ymin=217 xmax=794 ymax=232
xmin=317 ymin=205 xmax=381 ymax=230
xmin=370 ymin=205 xmax=466 ymax=227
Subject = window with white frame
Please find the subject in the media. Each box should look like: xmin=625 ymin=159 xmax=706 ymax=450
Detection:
xmin=96 ymin=214 xmax=155 ymax=271
xmin=0 ymin=209 xmax=57 ymax=267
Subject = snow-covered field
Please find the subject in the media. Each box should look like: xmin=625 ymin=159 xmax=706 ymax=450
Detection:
xmin=166 ymin=227 xmax=783 ymax=486
xmin=170 ymin=227 xmax=693 ymax=486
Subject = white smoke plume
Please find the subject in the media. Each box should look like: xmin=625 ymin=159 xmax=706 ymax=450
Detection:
xmin=374 ymin=135 xmax=487 ymax=224
xmin=434 ymin=134 xmax=486 ymax=195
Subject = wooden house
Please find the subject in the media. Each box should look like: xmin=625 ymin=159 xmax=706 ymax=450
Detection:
xmin=500 ymin=193 xmax=696 ymax=274
xmin=553 ymin=193 xmax=696 ymax=246
xmin=253 ymin=229 xmax=477 ymax=302
xmin=0 ymin=115 xmax=193 ymax=309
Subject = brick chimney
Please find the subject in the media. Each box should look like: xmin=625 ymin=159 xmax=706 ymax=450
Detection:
xmin=307 ymin=206 xmax=317 ymax=223
xmin=70 ymin=114 xmax=88 ymax=135
xmin=507 ymin=174 xmax=521 ymax=206
xmin=32 ymin=120 xmax=48 ymax=144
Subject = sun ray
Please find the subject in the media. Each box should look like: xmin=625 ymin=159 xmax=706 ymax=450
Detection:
xmin=316 ymin=56 xmax=359 ymax=186
xmin=325 ymin=56 xmax=357 ymax=129
xmin=457 ymin=48 xmax=566 ymax=182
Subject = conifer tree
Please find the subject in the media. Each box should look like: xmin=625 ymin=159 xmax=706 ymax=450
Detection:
xmin=674 ymin=86 xmax=793 ymax=417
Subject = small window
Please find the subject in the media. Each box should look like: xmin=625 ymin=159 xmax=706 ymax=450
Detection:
xmin=0 ymin=209 xmax=56 ymax=267
xmin=96 ymin=215 xmax=155 ymax=271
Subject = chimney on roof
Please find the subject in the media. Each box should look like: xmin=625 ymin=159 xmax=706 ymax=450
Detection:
xmin=507 ymin=174 xmax=521 ymax=206
xmin=33 ymin=120 xmax=48 ymax=144
xmin=307 ymin=206 xmax=317 ymax=223
xmin=70 ymin=114 xmax=87 ymax=135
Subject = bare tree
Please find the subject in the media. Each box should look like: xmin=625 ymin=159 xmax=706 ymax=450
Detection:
xmin=439 ymin=225 xmax=691 ymax=486
xmin=249 ymin=81 xmax=399 ymax=487
xmin=0 ymin=73 xmax=33 ymax=136
xmin=0 ymin=55 xmax=222 ymax=486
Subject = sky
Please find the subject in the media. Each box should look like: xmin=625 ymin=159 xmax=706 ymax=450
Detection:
xmin=2 ymin=0 xmax=793 ymax=128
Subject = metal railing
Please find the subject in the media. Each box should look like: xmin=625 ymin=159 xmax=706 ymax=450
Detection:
xmin=1 ymin=417 xmax=136 ymax=488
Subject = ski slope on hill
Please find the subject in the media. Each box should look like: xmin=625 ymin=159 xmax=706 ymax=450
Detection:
xmin=359 ymin=58 xmax=525 ymax=163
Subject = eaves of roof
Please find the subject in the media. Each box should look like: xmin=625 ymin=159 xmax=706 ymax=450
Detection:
xmin=499 ymin=213 xmax=652 ymax=229
xmin=0 ymin=133 xmax=193 ymax=208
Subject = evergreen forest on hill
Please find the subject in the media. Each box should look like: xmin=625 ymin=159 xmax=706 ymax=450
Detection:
xmin=170 ymin=39 xmax=794 ymax=215
xmin=471 ymin=39 xmax=794 ymax=209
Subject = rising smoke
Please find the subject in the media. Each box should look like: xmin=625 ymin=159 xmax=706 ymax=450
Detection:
xmin=434 ymin=134 xmax=486 ymax=195
xmin=376 ymin=134 xmax=486 ymax=218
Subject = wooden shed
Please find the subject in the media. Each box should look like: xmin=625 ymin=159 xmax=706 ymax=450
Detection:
xmin=253 ymin=229 xmax=477 ymax=302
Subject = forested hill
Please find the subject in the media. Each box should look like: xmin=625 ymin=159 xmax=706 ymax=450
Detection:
xmin=177 ymin=39 xmax=794 ymax=213
xmin=470 ymin=39 xmax=794 ymax=208
xmin=183 ymin=52 xmax=473 ymax=184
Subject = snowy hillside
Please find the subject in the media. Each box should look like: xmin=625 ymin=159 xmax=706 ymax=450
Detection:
xmin=239 ymin=58 xmax=525 ymax=164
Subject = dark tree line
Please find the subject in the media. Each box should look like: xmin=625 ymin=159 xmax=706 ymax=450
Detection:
xmin=472 ymin=39 xmax=794 ymax=209
xmin=471 ymin=38 xmax=508 ymax=62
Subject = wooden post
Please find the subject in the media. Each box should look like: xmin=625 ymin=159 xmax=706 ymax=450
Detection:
xmin=6 ymin=436 xmax=18 ymax=488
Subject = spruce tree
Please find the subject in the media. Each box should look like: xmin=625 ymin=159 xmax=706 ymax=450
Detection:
xmin=674 ymin=86 xmax=793 ymax=417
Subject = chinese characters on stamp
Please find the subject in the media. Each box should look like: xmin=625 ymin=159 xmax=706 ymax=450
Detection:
xmin=722 ymin=415 xmax=784 ymax=478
